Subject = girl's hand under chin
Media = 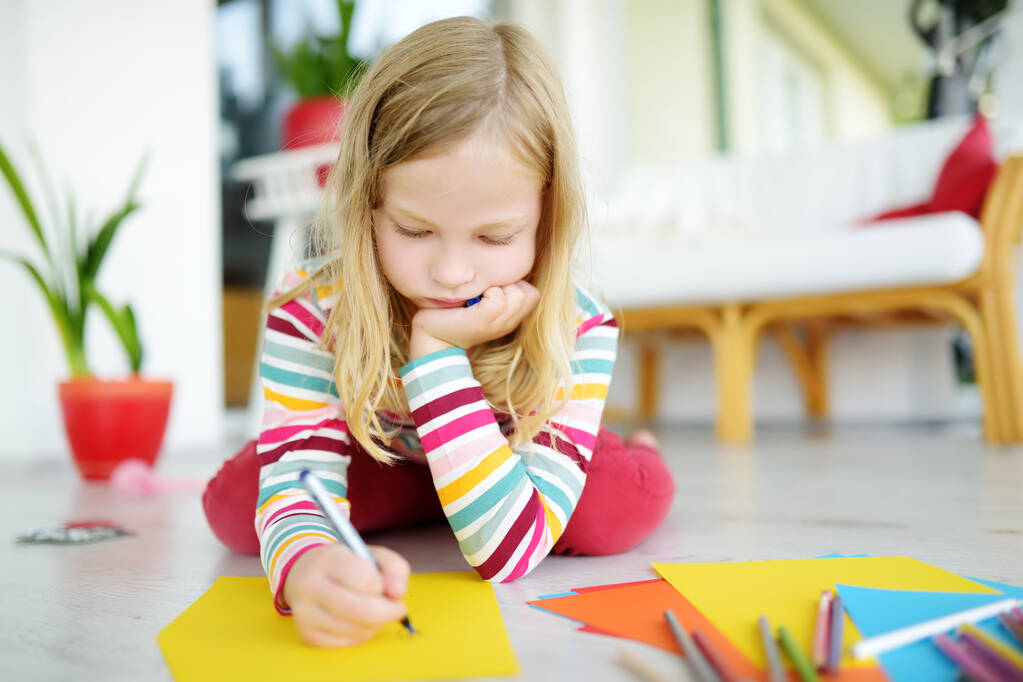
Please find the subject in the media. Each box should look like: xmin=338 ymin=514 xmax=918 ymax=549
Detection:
xmin=410 ymin=281 xmax=540 ymax=359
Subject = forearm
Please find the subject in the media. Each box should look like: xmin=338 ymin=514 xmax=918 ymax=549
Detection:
xmin=409 ymin=325 xmax=453 ymax=362
xmin=399 ymin=348 xmax=580 ymax=582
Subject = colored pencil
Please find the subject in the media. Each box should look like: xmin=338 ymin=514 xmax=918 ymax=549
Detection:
xmin=758 ymin=616 xmax=787 ymax=682
xmin=692 ymin=628 xmax=746 ymax=682
xmin=851 ymin=598 xmax=1021 ymax=659
xmin=958 ymin=623 xmax=1023 ymax=673
xmin=664 ymin=609 xmax=722 ymax=682
xmin=616 ymin=648 xmax=675 ymax=682
xmin=777 ymin=625 xmax=821 ymax=682
xmin=933 ymin=634 xmax=1005 ymax=682
xmin=1012 ymin=607 xmax=1023 ymax=625
xmin=812 ymin=590 xmax=832 ymax=669
xmin=1001 ymin=613 xmax=1023 ymax=646
xmin=826 ymin=591 xmax=844 ymax=673
xmin=958 ymin=630 xmax=1023 ymax=681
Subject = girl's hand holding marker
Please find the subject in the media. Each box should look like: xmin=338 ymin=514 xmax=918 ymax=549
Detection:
xmin=283 ymin=542 xmax=411 ymax=648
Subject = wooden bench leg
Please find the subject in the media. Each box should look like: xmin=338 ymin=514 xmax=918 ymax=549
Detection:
xmin=638 ymin=337 xmax=661 ymax=420
xmin=774 ymin=322 xmax=831 ymax=420
xmin=716 ymin=304 xmax=754 ymax=444
xmin=981 ymin=278 xmax=1023 ymax=442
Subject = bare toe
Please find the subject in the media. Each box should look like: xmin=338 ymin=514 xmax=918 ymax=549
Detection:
xmin=624 ymin=429 xmax=659 ymax=450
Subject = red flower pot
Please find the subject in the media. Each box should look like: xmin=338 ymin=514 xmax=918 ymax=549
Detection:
xmin=58 ymin=377 xmax=174 ymax=481
xmin=280 ymin=96 xmax=348 ymax=150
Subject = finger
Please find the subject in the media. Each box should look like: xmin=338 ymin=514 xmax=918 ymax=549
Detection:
xmin=503 ymin=282 xmax=526 ymax=314
xmin=520 ymin=282 xmax=540 ymax=316
xmin=292 ymin=600 xmax=370 ymax=649
xmin=518 ymin=280 xmax=540 ymax=304
xmin=316 ymin=583 xmax=408 ymax=628
xmin=369 ymin=546 xmax=411 ymax=599
xmin=318 ymin=545 xmax=385 ymax=595
xmin=497 ymin=282 xmax=534 ymax=330
xmin=479 ymin=285 xmax=506 ymax=315
xmin=297 ymin=616 xmax=374 ymax=648
xmin=305 ymin=627 xmax=370 ymax=648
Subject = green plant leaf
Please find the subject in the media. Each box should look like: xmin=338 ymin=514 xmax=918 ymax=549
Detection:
xmin=0 ymin=249 xmax=89 ymax=376
xmin=271 ymin=0 xmax=365 ymax=98
xmin=338 ymin=0 xmax=355 ymax=41
xmin=122 ymin=304 xmax=143 ymax=372
xmin=26 ymin=141 xmax=65 ymax=266
xmin=81 ymin=200 xmax=141 ymax=282
xmin=82 ymin=155 xmax=147 ymax=281
xmin=84 ymin=284 xmax=143 ymax=373
xmin=0 ymin=141 xmax=52 ymax=267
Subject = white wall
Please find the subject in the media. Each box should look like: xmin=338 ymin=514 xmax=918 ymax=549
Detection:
xmin=0 ymin=0 xmax=223 ymax=457
xmin=624 ymin=0 xmax=716 ymax=163
xmin=504 ymin=0 xmax=628 ymax=198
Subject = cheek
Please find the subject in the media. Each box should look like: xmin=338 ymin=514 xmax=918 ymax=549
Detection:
xmin=490 ymin=240 xmax=536 ymax=283
xmin=375 ymin=231 xmax=409 ymax=285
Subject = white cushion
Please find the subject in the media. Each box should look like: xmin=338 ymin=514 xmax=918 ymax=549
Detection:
xmin=590 ymin=211 xmax=984 ymax=308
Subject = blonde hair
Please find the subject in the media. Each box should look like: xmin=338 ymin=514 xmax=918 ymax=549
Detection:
xmin=275 ymin=16 xmax=584 ymax=463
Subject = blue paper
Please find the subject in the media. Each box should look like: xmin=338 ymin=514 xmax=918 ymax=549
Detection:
xmin=835 ymin=584 xmax=1009 ymax=636
xmin=836 ymin=583 xmax=1022 ymax=682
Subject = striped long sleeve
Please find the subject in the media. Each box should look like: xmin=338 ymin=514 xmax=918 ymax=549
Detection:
xmin=398 ymin=285 xmax=618 ymax=582
xmin=254 ymin=270 xmax=351 ymax=612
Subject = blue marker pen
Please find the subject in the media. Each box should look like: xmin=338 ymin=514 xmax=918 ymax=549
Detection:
xmin=464 ymin=295 xmax=483 ymax=307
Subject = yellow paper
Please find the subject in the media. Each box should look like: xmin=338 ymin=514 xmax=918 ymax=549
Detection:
xmin=158 ymin=572 xmax=518 ymax=681
xmin=653 ymin=556 xmax=999 ymax=669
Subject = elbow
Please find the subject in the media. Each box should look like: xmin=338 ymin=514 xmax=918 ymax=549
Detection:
xmin=473 ymin=553 xmax=548 ymax=584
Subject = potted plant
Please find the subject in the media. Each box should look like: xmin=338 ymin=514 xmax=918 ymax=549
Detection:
xmin=272 ymin=0 xmax=366 ymax=150
xmin=0 ymin=142 xmax=172 ymax=480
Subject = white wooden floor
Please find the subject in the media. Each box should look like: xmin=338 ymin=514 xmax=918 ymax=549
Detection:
xmin=2 ymin=422 xmax=1022 ymax=681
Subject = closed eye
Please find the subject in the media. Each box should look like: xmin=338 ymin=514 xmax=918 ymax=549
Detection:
xmin=394 ymin=224 xmax=430 ymax=239
xmin=481 ymin=235 xmax=515 ymax=246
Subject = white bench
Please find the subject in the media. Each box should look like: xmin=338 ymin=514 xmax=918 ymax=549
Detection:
xmin=589 ymin=115 xmax=1023 ymax=443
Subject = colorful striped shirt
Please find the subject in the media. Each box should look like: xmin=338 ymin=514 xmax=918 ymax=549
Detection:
xmin=255 ymin=268 xmax=619 ymax=610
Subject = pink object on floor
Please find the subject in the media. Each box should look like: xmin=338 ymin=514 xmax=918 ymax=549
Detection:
xmin=110 ymin=459 xmax=205 ymax=497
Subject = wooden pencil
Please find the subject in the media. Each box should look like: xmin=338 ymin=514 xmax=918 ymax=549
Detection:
xmin=777 ymin=625 xmax=821 ymax=682
xmin=1000 ymin=613 xmax=1023 ymax=646
xmin=933 ymin=634 xmax=1005 ymax=682
xmin=758 ymin=616 xmax=787 ymax=682
xmin=812 ymin=590 xmax=832 ymax=669
xmin=616 ymin=648 xmax=676 ymax=682
xmin=664 ymin=609 xmax=722 ymax=682
xmin=958 ymin=623 xmax=1023 ymax=673
xmin=826 ymin=591 xmax=844 ymax=674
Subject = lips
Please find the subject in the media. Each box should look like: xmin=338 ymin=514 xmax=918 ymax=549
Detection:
xmin=426 ymin=298 xmax=465 ymax=308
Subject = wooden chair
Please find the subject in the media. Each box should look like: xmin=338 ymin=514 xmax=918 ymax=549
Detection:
xmin=620 ymin=155 xmax=1023 ymax=444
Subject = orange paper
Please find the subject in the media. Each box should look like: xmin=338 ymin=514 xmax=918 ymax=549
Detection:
xmin=529 ymin=579 xmax=887 ymax=681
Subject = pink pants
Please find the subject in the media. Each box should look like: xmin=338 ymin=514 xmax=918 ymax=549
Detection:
xmin=202 ymin=427 xmax=674 ymax=558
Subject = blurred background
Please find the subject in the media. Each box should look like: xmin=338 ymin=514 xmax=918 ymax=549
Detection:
xmin=1 ymin=0 xmax=1021 ymax=459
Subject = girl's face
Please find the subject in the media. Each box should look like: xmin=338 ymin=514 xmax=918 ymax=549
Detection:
xmin=372 ymin=129 xmax=543 ymax=310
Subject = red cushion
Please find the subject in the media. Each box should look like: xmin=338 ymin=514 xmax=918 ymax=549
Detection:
xmin=871 ymin=201 xmax=933 ymax=222
xmin=202 ymin=439 xmax=261 ymax=555
xmin=551 ymin=429 xmax=674 ymax=556
xmin=868 ymin=113 xmax=998 ymax=223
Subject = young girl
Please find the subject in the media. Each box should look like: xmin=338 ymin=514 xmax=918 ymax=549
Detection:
xmin=203 ymin=16 xmax=674 ymax=648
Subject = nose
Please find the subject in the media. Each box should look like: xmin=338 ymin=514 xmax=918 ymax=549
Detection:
xmin=430 ymin=244 xmax=474 ymax=291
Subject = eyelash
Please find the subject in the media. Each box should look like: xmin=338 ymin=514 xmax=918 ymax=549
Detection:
xmin=393 ymin=224 xmax=515 ymax=246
